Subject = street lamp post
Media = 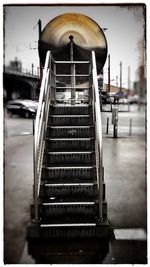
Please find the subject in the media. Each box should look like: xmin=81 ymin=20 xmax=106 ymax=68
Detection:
xmin=108 ymin=54 xmax=110 ymax=93
xmin=128 ymin=66 xmax=131 ymax=96
xmin=120 ymin=61 xmax=122 ymax=92
xmin=38 ymin=20 xmax=43 ymax=82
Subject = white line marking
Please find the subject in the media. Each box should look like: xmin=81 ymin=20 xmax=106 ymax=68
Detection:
xmin=20 ymin=131 xmax=32 ymax=135
xmin=43 ymin=202 xmax=95 ymax=206
xmin=44 ymin=183 xmax=94 ymax=186
xmin=114 ymin=228 xmax=147 ymax=240
xmin=40 ymin=223 xmax=96 ymax=227
xmin=46 ymin=166 xmax=93 ymax=169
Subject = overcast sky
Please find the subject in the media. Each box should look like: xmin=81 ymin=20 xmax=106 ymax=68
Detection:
xmin=4 ymin=4 xmax=145 ymax=88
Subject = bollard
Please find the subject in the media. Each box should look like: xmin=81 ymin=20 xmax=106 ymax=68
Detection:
xmin=113 ymin=124 xmax=118 ymax=138
xmin=111 ymin=103 xmax=112 ymax=112
xmin=106 ymin=117 xmax=109 ymax=134
xmin=128 ymin=103 xmax=130 ymax=112
xmin=129 ymin=118 xmax=132 ymax=136
xmin=112 ymin=107 xmax=118 ymax=138
xmin=32 ymin=117 xmax=35 ymax=136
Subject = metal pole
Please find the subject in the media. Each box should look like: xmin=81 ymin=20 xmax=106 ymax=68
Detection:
xmin=31 ymin=63 xmax=34 ymax=75
xmin=108 ymin=54 xmax=110 ymax=93
xmin=116 ymin=75 xmax=118 ymax=87
xmin=33 ymin=117 xmax=39 ymax=221
xmin=92 ymin=51 xmax=103 ymax=219
xmin=129 ymin=118 xmax=132 ymax=136
xmin=113 ymin=124 xmax=118 ymax=138
xmin=88 ymin=63 xmax=92 ymax=105
xmin=70 ymin=35 xmax=76 ymax=105
xmin=38 ymin=19 xmax=43 ymax=82
xmin=38 ymin=19 xmax=42 ymax=38
xmin=106 ymin=117 xmax=109 ymax=134
xmin=99 ymin=160 xmax=103 ymax=220
xmin=53 ymin=63 xmax=56 ymax=103
xmin=128 ymin=66 xmax=130 ymax=96
xmin=120 ymin=61 xmax=122 ymax=92
xmin=112 ymin=108 xmax=118 ymax=138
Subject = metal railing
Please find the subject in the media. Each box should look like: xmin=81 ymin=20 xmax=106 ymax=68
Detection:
xmin=91 ymin=51 xmax=103 ymax=219
xmin=33 ymin=49 xmax=103 ymax=221
xmin=33 ymin=51 xmax=55 ymax=221
xmin=53 ymin=60 xmax=91 ymax=104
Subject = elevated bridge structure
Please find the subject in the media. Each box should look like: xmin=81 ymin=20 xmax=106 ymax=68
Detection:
xmin=4 ymin=68 xmax=40 ymax=100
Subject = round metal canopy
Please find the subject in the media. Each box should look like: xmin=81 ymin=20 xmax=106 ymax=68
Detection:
xmin=40 ymin=13 xmax=107 ymax=49
xmin=39 ymin=13 xmax=107 ymax=76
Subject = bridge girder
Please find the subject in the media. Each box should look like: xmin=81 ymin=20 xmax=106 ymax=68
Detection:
xmin=4 ymin=72 xmax=40 ymax=100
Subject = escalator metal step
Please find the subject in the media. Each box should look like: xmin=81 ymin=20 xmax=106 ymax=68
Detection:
xmin=46 ymin=126 xmax=95 ymax=138
xmin=42 ymin=166 xmax=96 ymax=180
xmin=39 ymin=182 xmax=106 ymax=201
xmin=48 ymin=115 xmax=92 ymax=126
xmin=50 ymin=104 xmax=92 ymax=115
xmin=43 ymin=151 xmax=95 ymax=166
xmin=41 ymin=201 xmax=98 ymax=218
xmin=45 ymin=138 xmax=95 ymax=152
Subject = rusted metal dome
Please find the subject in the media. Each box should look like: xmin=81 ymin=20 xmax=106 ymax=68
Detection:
xmin=39 ymin=13 xmax=107 ymax=79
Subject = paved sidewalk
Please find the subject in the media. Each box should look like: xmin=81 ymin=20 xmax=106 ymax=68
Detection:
xmin=101 ymin=107 xmax=147 ymax=264
xmin=103 ymin=135 xmax=146 ymax=229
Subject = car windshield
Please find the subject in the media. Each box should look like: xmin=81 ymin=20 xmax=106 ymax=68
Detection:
xmin=7 ymin=100 xmax=38 ymax=110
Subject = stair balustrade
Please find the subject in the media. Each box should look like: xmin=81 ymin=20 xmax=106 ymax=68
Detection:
xmin=91 ymin=51 xmax=103 ymax=219
xmin=33 ymin=51 xmax=56 ymax=221
xmin=33 ymin=50 xmax=104 ymax=221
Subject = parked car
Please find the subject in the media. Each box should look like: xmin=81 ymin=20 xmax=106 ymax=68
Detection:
xmin=6 ymin=99 xmax=38 ymax=118
xmin=118 ymin=97 xmax=128 ymax=104
xmin=128 ymin=95 xmax=139 ymax=104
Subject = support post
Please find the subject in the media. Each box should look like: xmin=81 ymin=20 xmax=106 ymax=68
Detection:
xmin=129 ymin=118 xmax=132 ymax=136
xmin=106 ymin=117 xmax=109 ymax=134
xmin=128 ymin=66 xmax=131 ymax=96
xmin=108 ymin=54 xmax=110 ymax=93
xmin=38 ymin=19 xmax=43 ymax=83
xmin=112 ymin=107 xmax=118 ymax=138
xmin=92 ymin=51 xmax=103 ymax=220
xmin=70 ymin=35 xmax=76 ymax=105
xmin=113 ymin=124 xmax=118 ymax=138
xmin=31 ymin=63 xmax=34 ymax=75
xmin=53 ymin=63 xmax=56 ymax=103
xmin=33 ymin=117 xmax=39 ymax=221
xmin=120 ymin=61 xmax=122 ymax=92
xmin=116 ymin=75 xmax=118 ymax=87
